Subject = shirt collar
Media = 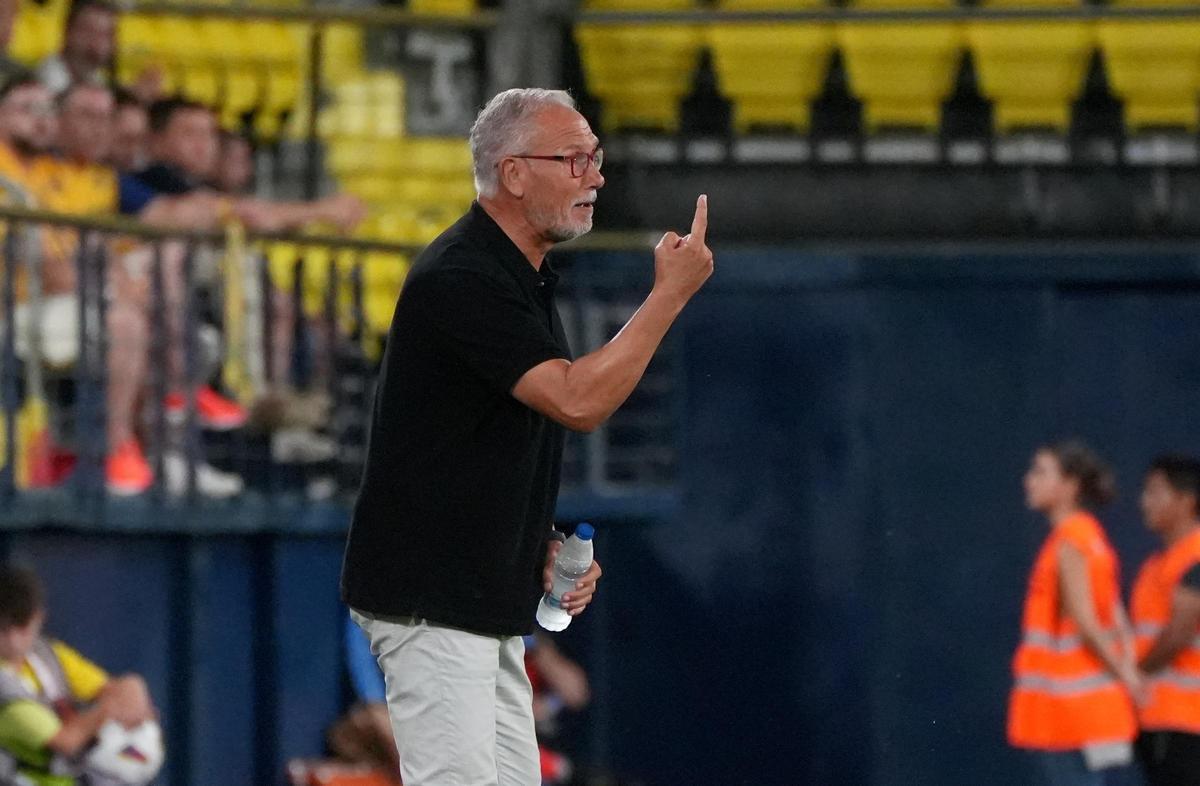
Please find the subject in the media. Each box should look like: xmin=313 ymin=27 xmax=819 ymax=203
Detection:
xmin=465 ymin=201 xmax=559 ymax=296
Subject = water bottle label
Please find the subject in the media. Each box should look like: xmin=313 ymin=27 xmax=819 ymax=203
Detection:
xmin=544 ymin=591 xmax=564 ymax=610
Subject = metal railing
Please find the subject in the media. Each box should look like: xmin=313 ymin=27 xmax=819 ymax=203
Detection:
xmin=0 ymin=207 xmax=678 ymax=530
xmin=0 ymin=206 xmax=412 ymax=519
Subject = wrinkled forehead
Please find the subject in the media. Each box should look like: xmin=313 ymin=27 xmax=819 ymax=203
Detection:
xmin=527 ymin=103 xmax=599 ymax=153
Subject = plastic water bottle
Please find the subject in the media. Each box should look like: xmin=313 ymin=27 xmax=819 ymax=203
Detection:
xmin=537 ymin=523 xmax=595 ymax=632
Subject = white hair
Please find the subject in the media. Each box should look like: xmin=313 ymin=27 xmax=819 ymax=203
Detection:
xmin=470 ymin=88 xmax=576 ymax=198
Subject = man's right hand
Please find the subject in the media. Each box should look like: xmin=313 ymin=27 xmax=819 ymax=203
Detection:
xmin=653 ymin=194 xmax=714 ymax=306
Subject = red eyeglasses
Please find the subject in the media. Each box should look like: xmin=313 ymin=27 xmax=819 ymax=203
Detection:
xmin=509 ymin=148 xmax=604 ymax=178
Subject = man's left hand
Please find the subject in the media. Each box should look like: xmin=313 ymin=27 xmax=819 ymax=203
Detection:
xmin=543 ymin=542 xmax=603 ymax=617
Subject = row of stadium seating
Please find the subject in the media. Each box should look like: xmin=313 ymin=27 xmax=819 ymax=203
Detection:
xmin=577 ymin=1 xmax=1200 ymax=135
xmin=9 ymin=0 xmax=475 ymax=140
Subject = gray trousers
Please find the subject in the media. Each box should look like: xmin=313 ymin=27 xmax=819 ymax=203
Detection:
xmin=350 ymin=609 xmax=541 ymax=786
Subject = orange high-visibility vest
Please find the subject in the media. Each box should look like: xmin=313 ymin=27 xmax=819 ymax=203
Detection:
xmin=1008 ymin=511 xmax=1137 ymax=749
xmin=1131 ymin=528 xmax=1200 ymax=733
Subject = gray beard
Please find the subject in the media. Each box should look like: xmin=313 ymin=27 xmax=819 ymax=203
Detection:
xmin=545 ymin=218 xmax=592 ymax=244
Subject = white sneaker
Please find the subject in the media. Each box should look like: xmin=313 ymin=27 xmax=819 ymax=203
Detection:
xmin=164 ymin=452 xmax=244 ymax=499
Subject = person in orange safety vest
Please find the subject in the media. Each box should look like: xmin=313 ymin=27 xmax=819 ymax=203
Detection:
xmin=1009 ymin=440 xmax=1140 ymax=785
xmin=1131 ymin=454 xmax=1200 ymax=785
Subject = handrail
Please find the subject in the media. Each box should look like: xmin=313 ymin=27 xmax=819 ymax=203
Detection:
xmin=0 ymin=204 xmax=661 ymax=253
xmin=577 ymin=3 xmax=1200 ymax=24
xmin=0 ymin=204 xmax=422 ymax=253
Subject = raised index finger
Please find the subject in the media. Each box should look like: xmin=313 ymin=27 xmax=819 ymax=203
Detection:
xmin=688 ymin=194 xmax=708 ymax=245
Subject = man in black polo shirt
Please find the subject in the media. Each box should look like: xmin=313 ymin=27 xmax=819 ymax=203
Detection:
xmin=342 ymin=87 xmax=713 ymax=786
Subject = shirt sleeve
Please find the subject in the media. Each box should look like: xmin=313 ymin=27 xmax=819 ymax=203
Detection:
xmin=118 ymin=173 xmax=159 ymax=215
xmin=0 ymin=699 xmax=61 ymax=765
xmin=49 ymin=641 xmax=108 ymax=702
xmin=408 ymin=267 xmax=568 ymax=395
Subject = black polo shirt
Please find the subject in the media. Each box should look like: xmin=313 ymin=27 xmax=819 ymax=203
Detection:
xmin=341 ymin=202 xmax=571 ymax=636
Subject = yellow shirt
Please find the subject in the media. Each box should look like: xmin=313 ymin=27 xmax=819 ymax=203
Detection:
xmin=46 ymin=159 xmax=117 ymax=216
xmin=0 ymin=147 xmax=119 ymax=299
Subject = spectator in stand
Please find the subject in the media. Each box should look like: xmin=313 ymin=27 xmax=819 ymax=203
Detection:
xmin=120 ymin=99 xmax=363 ymax=420
xmin=120 ymin=98 xmax=365 ymax=234
xmin=54 ymin=81 xmax=116 ymax=211
xmin=212 ymin=129 xmax=254 ymax=196
xmin=0 ymin=565 xmax=160 ymax=784
xmin=0 ymin=76 xmax=58 ymax=200
xmin=110 ymin=88 xmax=149 ymax=174
xmin=54 ymin=80 xmax=243 ymax=497
xmin=36 ymin=0 xmax=161 ymax=102
xmin=35 ymin=0 xmax=113 ymax=96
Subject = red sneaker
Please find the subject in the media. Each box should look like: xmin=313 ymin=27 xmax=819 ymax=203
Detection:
xmin=105 ymin=439 xmax=153 ymax=496
xmin=165 ymin=386 xmax=247 ymax=431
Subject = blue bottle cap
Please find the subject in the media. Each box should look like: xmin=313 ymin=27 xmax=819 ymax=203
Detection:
xmin=575 ymin=523 xmax=594 ymax=541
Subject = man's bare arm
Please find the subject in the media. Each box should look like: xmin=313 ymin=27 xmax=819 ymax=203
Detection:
xmin=513 ymin=195 xmax=713 ymax=433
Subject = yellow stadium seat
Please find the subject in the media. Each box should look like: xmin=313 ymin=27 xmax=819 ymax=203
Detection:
xmin=967 ymin=0 xmax=1092 ymax=134
xmin=364 ymin=292 xmax=398 ymax=337
xmin=390 ymin=137 xmax=472 ymax=177
xmin=1098 ymin=0 xmax=1200 ymax=133
xmin=365 ymin=73 xmax=405 ymax=138
xmin=192 ymin=18 xmax=263 ymax=126
xmin=10 ymin=3 xmax=62 ymax=66
xmin=361 ymin=252 xmax=409 ymax=336
xmin=254 ymin=22 xmax=306 ymax=140
xmin=169 ymin=18 xmax=223 ymax=106
xmin=318 ymin=73 xmax=405 ymax=140
xmin=266 ymin=242 xmax=300 ymax=295
xmin=837 ymin=0 xmax=962 ymax=132
xmin=222 ymin=64 xmax=263 ymax=128
xmin=117 ymin=16 xmax=182 ymax=96
xmin=321 ymin=24 xmax=366 ymax=85
xmin=326 ymin=138 xmax=371 ymax=178
xmin=708 ymin=0 xmax=834 ymax=134
xmin=576 ymin=0 xmax=703 ymax=133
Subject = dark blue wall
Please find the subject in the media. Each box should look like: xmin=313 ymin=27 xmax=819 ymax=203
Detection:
xmin=8 ymin=247 xmax=1200 ymax=786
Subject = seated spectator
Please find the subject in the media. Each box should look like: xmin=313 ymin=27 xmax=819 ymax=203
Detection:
xmin=121 ymin=98 xmax=365 ymax=235
xmin=0 ymin=76 xmax=59 ymax=208
xmin=121 ymin=99 xmax=363 ymax=425
xmin=36 ymin=0 xmax=161 ymax=103
xmin=213 ymin=130 xmax=254 ymax=196
xmin=35 ymin=0 xmax=113 ymax=97
xmin=54 ymin=80 xmax=243 ymax=497
xmin=110 ymin=90 xmax=148 ymax=174
xmin=0 ymin=565 xmax=160 ymax=785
